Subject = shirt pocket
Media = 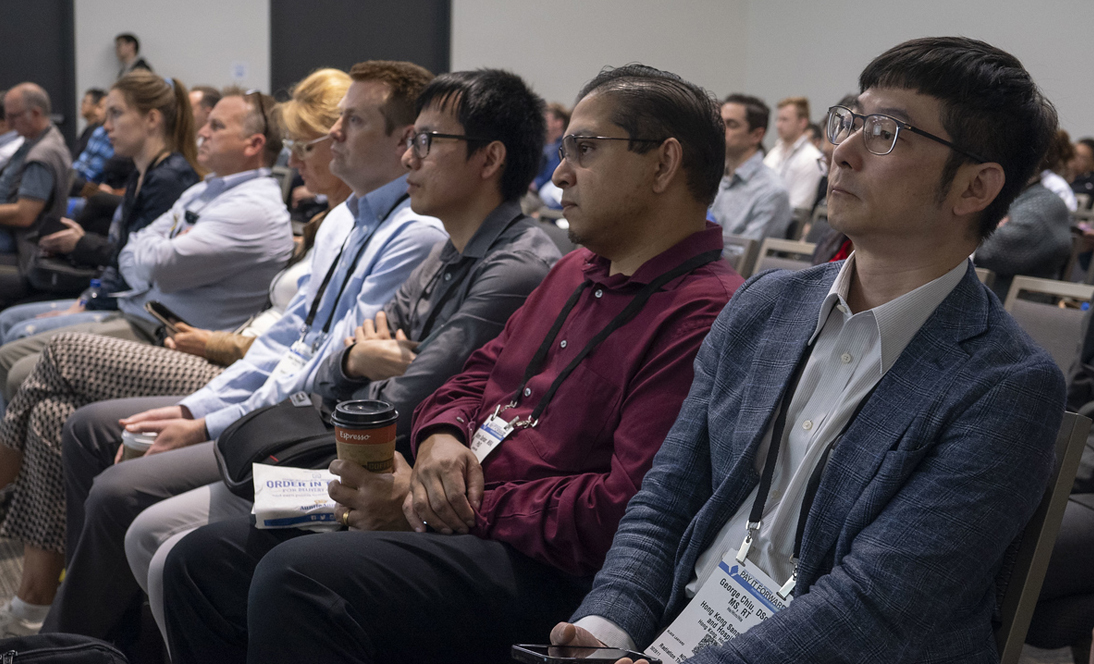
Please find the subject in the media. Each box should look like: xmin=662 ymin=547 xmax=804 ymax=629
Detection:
xmin=527 ymin=362 xmax=622 ymax=472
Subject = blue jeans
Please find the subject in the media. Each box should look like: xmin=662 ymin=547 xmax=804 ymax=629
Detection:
xmin=0 ymin=300 xmax=112 ymax=344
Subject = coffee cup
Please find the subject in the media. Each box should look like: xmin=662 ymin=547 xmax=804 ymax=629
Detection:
xmin=120 ymin=429 xmax=156 ymax=461
xmin=331 ymin=400 xmax=398 ymax=473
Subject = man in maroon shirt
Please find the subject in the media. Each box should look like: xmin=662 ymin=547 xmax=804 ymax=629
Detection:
xmin=163 ymin=64 xmax=744 ymax=664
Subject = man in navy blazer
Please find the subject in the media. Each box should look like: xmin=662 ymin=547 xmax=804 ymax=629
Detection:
xmin=551 ymin=37 xmax=1064 ymax=663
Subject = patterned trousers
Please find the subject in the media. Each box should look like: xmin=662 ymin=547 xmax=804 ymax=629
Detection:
xmin=0 ymin=333 xmax=225 ymax=552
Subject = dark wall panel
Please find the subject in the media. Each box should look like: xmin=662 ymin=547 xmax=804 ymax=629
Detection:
xmin=0 ymin=0 xmax=77 ymax=146
xmin=270 ymin=0 xmax=450 ymax=99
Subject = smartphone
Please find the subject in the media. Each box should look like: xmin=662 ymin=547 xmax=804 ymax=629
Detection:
xmin=144 ymin=300 xmax=190 ymax=334
xmin=511 ymin=644 xmax=660 ymax=664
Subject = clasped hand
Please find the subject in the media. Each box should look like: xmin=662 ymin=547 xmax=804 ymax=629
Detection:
xmin=342 ymin=311 xmax=419 ymax=381
xmin=401 ymin=432 xmax=483 ymax=535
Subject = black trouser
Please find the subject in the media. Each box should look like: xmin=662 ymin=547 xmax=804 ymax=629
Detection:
xmin=42 ymin=396 xmax=216 ymax=638
xmin=163 ymin=518 xmax=592 ymax=664
xmin=1027 ymin=493 xmax=1094 ymax=648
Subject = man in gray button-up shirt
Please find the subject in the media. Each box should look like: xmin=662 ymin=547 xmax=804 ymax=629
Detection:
xmin=312 ymin=67 xmax=562 ymax=492
xmin=709 ymin=94 xmax=791 ymax=262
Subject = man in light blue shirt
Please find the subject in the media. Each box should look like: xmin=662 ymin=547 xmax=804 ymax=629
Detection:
xmin=709 ymin=94 xmax=791 ymax=263
xmin=0 ymin=92 xmax=294 ymax=400
xmin=42 ymin=61 xmax=445 ymax=641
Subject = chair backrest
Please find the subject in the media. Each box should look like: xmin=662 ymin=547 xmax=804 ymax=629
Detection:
xmin=975 ymin=267 xmax=996 ymax=289
xmin=1060 ymin=234 xmax=1085 ymax=282
xmin=994 ymin=411 xmax=1091 ymax=664
xmin=754 ymin=238 xmax=816 ymax=274
xmin=270 ymin=166 xmax=295 ymax=205
xmin=1004 ymin=276 xmax=1094 ymax=373
xmin=722 ymin=235 xmax=759 ymax=278
xmin=1072 ymin=208 xmax=1094 ymax=224
xmin=785 ymin=207 xmax=812 ymax=241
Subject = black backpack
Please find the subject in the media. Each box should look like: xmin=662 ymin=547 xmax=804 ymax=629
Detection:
xmin=0 ymin=633 xmax=128 ymax=663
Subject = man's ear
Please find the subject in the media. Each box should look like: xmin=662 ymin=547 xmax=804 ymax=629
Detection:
xmin=952 ymin=162 xmax=1005 ymax=218
xmin=651 ymin=138 xmax=684 ymax=194
xmin=749 ymin=126 xmax=766 ymax=146
xmin=244 ymin=133 xmax=267 ymax=162
xmin=479 ymin=140 xmax=507 ymax=182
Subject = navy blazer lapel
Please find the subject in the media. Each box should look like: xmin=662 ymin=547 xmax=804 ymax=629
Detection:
xmin=714 ymin=265 xmax=838 ymax=491
xmin=673 ymin=266 xmax=838 ymax=600
xmin=795 ymin=264 xmax=990 ymax=590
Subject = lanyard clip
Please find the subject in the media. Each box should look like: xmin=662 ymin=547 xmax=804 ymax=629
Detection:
xmin=735 ymin=520 xmax=761 ymax=563
xmin=777 ymin=558 xmax=798 ymax=600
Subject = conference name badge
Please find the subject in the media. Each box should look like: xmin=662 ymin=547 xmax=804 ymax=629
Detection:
xmin=646 ymin=549 xmax=791 ymax=662
xmin=469 ymin=411 xmax=515 ymax=463
xmin=272 ymin=340 xmax=315 ymax=378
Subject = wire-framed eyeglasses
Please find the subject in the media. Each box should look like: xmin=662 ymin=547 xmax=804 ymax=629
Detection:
xmin=283 ymin=135 xmax=331 ymax=160
xmin=826 ymin=105 xmax=987 ymax=164
xmin=406 ymin=131 xmax=489 ymax=159
xmin=558 ymin=134 xmax=666 ymax=167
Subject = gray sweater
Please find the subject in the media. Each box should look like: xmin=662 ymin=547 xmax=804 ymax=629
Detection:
xmin=975 ymin=183 xmax=1072 ymax=300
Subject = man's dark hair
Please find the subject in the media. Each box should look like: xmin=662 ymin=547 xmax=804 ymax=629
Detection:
xmin=84 ymin=88 xmax=107 ymax=105
xmin=191 ymin=85 xmax=221 ymax=110
xmin=416 ymin=69 xmax=546 ymax=202
xmin=722 ymin=94 xmax=769 ymax=134
xmin=115 ymin=33 xmax=140 ymax=52
xmin=576 ymin=64 xmax=724 ymax=206
xmin=859 ymin=36 xmax=1057 ymax=239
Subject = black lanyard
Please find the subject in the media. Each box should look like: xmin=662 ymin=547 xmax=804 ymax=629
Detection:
xmin=503 ymin=249 xmax=721 ymax=427
xmin=301 ymin=194 xmax=408 ymax=338
xmin=739 ymin=338 xmax=878 ymax=597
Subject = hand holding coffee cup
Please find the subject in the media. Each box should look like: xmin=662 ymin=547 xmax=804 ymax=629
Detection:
xmin=332 ymin=400 xmax=399 ymax=473
xmin=119 ymin=430 xmax=157 ymax=461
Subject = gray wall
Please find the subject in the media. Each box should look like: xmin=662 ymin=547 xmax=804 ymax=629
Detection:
xmin=69 ymin=0 xmax=1094 ymax=139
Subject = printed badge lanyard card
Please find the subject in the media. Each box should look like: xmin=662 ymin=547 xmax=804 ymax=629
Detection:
xmin=645 ymin=340 xmax=877 ymax=660
xmin=469 ymin=249 xmax=721 ymax=462
xmin=738 ymin=343 xmax=878 ymax=599
xmin=274 ymin=195 xmax=408 ymax=377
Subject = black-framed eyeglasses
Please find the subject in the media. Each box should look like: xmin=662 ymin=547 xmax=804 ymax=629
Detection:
xmin=283 ymin=134 xmax=331 ymax=160
xmin=245 ymin=89 xmax=269 ymax=138
xmin=826 ymin=105 xmax=987 ymax=164
xmin=407 ymin=131 xmax=490 ymax=159
xmin=558 ymin=134 xmax=666 ymax=167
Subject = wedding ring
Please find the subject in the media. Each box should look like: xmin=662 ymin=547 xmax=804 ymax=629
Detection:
xmin=342 ymin=510 xmax=351 ymax=527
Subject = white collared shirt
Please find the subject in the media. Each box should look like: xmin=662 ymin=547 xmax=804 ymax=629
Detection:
xmin=763 ymin=134 xmax=823 ymax=209
xmin=579 ymin=256 xmax=968 ymax=650
xmin=687 ymin=254 xmax=967 ymax=594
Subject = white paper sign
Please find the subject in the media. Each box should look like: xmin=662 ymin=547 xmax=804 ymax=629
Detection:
xmin=251 ymin=465 xmax=339 ymax=531
xmin=646 ymin=551 xmax=791 ymax=662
